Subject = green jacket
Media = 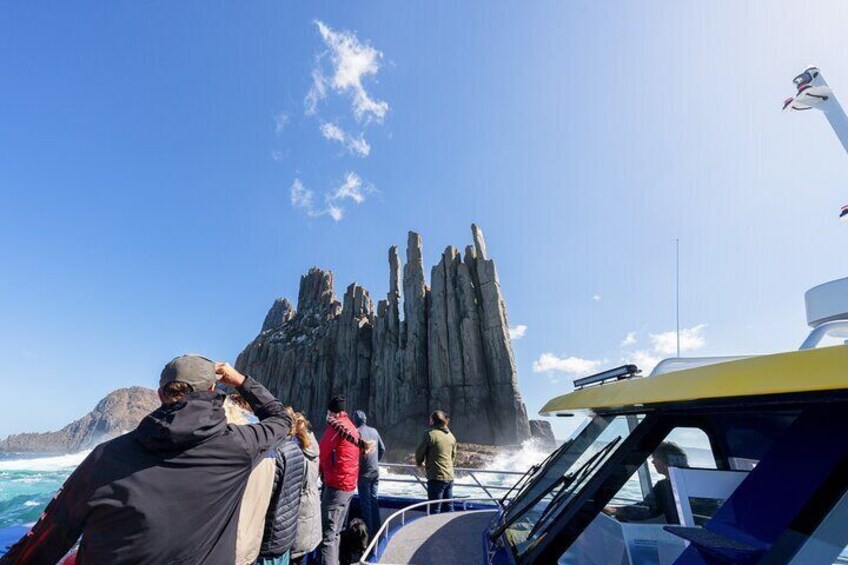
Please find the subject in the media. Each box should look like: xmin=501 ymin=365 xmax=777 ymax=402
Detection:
xmin=415 ymin=426 xmax=457 ymax=481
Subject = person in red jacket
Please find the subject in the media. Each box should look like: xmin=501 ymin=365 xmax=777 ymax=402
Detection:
xmin=318 ymin=396 xmax=372 ymax=565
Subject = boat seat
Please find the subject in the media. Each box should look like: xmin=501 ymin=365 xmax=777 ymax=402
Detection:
xmin=376 ymin=509 xmax=495 ymax=564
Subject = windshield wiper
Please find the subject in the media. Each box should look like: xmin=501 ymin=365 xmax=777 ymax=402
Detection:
xmin=526 ymin=436 xmax=622 ymax=540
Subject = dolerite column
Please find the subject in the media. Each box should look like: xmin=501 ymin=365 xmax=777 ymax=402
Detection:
xmin=402 ymin=232 xmax=429 ymax=438
xmin=334 ymin=284 xmax=373 ymax=416
xmin=469 ymin=224 xmax=531 ymax=445
xmin=370 ymin=246 xmax=403 ymax=430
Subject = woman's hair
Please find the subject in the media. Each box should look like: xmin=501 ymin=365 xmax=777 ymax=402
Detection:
xmin=285 ymin=407 xmax=312 ymax=449
xmin=654 ymin=441 xmax=689 ymax=468
xmin=223 ymin=396 xmax=250 ymax=425
xmin=431 ymin=410 xmax=450 ymax=428
xmin=160 ymin=381 xmax=193 ymax=405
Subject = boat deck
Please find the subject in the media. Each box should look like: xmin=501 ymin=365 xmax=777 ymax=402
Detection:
xmin=378 ymin=509 xmax=495 ymax=564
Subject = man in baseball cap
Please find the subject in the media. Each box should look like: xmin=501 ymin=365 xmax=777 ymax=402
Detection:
xmin=3 ymin=355 xmax=292 ymax=565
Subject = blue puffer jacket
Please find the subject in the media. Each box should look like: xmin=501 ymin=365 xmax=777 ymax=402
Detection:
xmin=259 ymin=437 xmax=306 ymax=557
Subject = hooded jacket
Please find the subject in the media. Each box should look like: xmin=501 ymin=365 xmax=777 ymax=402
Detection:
xmin=415 ymin=425 xmax=457 ymax=482
xmin=291 ymin=432 xmax=321 ymax=559
xmin=259 ymin=437 xmax=306 ymax=557
xmin=1 ymin=377 xmax=291 ymax=565
xmin=351 ymin=411 xmax=385 ymax=480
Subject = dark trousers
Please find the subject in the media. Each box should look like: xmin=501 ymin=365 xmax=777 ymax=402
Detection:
xmin=357 ymin=476 xmax=380 ymax=536
xmin=426 ymin=479 xmax=454 ymax=513
xmin=320 ymin=486 xmax=354 ymax=565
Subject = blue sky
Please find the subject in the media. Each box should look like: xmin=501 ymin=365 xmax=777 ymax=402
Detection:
xmin=2 ymin=2 xmax=848 ymax=439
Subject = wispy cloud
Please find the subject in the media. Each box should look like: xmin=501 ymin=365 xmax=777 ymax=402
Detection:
xmin=532 ymin=353 xmax=602 ymax=377
xmin=592 ymin=294 xmax=602 ymax=302
xmin=290 ymin=172 xmax=373 ymax=222
xmin=621 ymin=332 xmax=637 ymax=346
xmin=274 ymin=112 xmax=289 ymax=134
xmin=622 ymin=324 xmax=708 ymax=374
xmin=649 ymin=324 xmax=707 ymax=356
xmin=310 ymin=20 xmax=389 ymax=123
xmin=509 ymin=325 xmax=527 ymax=340
xmin=320 ymin=122 xmax=371 ymax=157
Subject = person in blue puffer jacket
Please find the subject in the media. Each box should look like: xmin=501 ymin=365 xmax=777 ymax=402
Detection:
xmin=256 ymin=407 xmax=307 ymax=565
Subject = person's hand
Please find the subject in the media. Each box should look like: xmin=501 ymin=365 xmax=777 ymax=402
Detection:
xmin=363 ymin=440 xmax=376 ymax=455
xmin=215 ymin=362 xmax=246 ymax=387
xmin=603 ymin=505 xmax=618 ymax=517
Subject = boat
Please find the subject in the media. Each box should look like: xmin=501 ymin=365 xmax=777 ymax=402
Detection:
xmin=360 ymin=278 xmax=848 ymax=564
xmin=357 ymin=67 xmax=848 ymax=565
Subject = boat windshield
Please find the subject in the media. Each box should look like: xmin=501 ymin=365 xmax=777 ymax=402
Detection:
xmin=497 ymin=415 xmax=640 ymax=559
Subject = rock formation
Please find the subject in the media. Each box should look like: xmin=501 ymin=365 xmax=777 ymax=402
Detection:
xmin=0 ymin=387 xmax=159 ymax=454
xmin=236 ymin=225 xmax=531 ymax=447
xmin=529 ymin=419 xmax=557 ymax=448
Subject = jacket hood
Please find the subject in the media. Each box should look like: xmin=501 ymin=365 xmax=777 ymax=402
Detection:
xmin=302 ymin=432 xmax=320 ymax=460
xmin=352 ymin=410 xmax=367 ymax=427
xmin=135 ymin=391 xmax=227 ymax=451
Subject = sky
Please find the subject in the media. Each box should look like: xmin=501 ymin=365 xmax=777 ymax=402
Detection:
xmin=2 ymin=2 xmax=848 ymax=440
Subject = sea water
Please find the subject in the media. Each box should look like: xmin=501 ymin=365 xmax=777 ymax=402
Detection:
xmin=0 ymin=451 xmax=91 ymax=529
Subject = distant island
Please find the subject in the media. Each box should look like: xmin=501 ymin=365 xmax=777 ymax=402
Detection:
xmin=0 ymin=387 xmax=159 ymax=454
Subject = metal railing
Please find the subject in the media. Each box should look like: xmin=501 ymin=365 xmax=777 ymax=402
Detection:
xmin=358 ymin=497 xmax=500 ymax=565
xmin=378 ymin=462 xmax=526 ymax=503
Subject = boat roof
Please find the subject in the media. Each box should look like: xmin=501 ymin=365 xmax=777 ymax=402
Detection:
xmin=539 ymin=345 xmax=848 ymax=415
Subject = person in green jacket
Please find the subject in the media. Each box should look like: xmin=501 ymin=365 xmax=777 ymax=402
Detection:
xmin=415 ymin=410 xmax=458 ymax=513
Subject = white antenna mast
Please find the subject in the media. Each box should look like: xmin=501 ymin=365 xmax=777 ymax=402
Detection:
xmin=676 ymin=238 xmax=680 ymax=357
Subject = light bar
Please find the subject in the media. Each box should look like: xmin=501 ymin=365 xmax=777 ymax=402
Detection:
xmin=573 ymin=364 xmax=640 ymax=390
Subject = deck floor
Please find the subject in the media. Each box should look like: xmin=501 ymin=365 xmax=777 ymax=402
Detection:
xmin=378 ymin=509 xmax=496 ymax=564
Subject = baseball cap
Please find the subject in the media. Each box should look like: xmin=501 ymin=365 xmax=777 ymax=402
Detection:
xmin=159 ymin=354 xmax=217 ymax=391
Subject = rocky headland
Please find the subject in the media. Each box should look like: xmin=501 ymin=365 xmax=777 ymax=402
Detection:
xmin=0 ymin=387 xmax=159 ymax=454
xmin=237 ymin=224 xmax=545 ymax=448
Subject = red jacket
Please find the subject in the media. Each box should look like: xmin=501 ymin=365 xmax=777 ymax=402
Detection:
xmin=318 ymin=412 xmax=362 ymax=492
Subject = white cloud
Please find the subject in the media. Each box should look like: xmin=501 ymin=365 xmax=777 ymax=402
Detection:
xmin=290 ymin=172 xmax=373 ymax=222
xmin=628 ymin=350 xmax=662 ymax=375
xmin=621 ymin=332 xmax=637 ymax=346
xmin=532 ymin=353 xmax=602 ymax=377
xmin=328 ymin=171 xmax=368 ymax=204
xmin=592 ymin=294 xmax=602 ymax=302
xmin=311 ymin=21 xmax=389 ymax=122
xmin=274 ymin=112 xmax=289 ymax=134
xmin=320 ymin=122 xmax=371 ymax=157
xmin=649 ymin=324 xmax=707 ymax=356
xmin=305 ymin=69 xmax=327 ymax=116
xmin=290 ymin=179 xmax=318 ymax=216
xmin=509 ymin=325 xmax=527 ymax=340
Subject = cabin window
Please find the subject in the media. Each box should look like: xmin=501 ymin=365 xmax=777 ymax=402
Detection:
xmin=606 ymin=426 xmax=721 ymax=526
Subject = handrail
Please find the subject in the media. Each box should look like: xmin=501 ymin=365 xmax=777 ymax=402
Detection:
xmin=358 ymin=497 xmax=500 ymax=565
xmin=377 ymin=462 xmax=526 ymax=502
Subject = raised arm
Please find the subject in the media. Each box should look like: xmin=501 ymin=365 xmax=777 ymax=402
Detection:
xmin=216 ymin=363 xmax=292 ymax=460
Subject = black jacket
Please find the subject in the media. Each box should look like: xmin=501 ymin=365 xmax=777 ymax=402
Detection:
xmin=616 ymin=477 xmax=680 ymax=524
xmin=259 ymin=437 xmax=306 ymax=557
xmin=1 ymin=377 xmax=291 ymax=565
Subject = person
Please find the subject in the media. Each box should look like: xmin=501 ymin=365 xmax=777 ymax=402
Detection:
xmin=0 ymin=355 xmax=292 ymax=565
xmin=351 ymin=410 xmax=385 ymax=536
xmin=255 ymin=406 xmax=307 ymax=565
xmin=290 ymin=414 xmax=321 ymax=565
xmin=605 ymin=441 xmax=690 ymax=523
xmin=225 ymin=394 xmax=277 ymax=565
xmin=318 ymin=396 xmax=373 ymax=565
xmin=415 ymin=410 xmax=457 ymax=514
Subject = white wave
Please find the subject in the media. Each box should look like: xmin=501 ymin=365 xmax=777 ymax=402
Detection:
xmin=0 ymin=451 xmax=92 ymax=472
xmin=22 ymin=501 xmax=40 ymax=507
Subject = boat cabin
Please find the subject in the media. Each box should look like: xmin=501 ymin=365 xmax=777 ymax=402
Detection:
xmin=488 ymin=346 xmax=848 ymax=564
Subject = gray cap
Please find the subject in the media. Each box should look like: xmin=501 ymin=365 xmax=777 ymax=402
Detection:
xmin=159 ymin=354 xmax=217 ymax=391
